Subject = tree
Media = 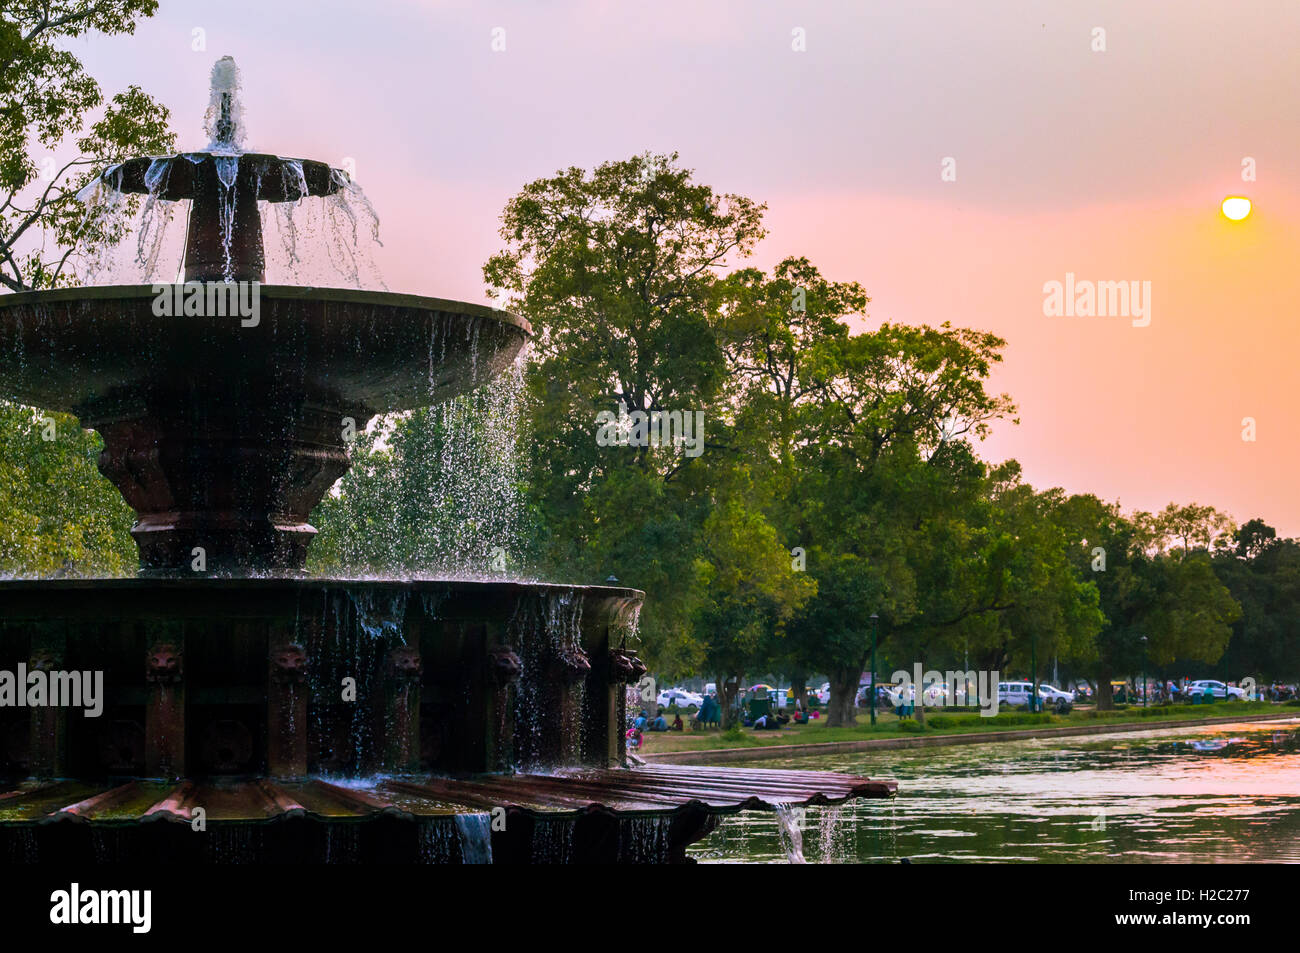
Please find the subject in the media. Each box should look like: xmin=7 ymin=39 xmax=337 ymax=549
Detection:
xmin=1053 ymin=495 xmax=1240 ymax=709
xmin=1 ymin=0 xmax=174 ymax=289
xmin=0 ymin=3 xmax=171 ymax=575
xmin=1213 ymin=521 xmax=1300 ymax=681
xmin=482 ymin=153 xmax=772 ymax=671
xmin=0 ymin=404 xmax=134 ymax=574
xmin=690 ymin=474 xmax=816 ymax=726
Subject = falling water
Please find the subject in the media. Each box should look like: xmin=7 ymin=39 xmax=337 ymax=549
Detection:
xmin=817 ymin=805 xmax=845 ymax=862
xmin=313 ymin=356 xmax=532 ymax=577
xmin=347 ymin=588 xmax=409 ymax=641
xmin=617 ymin=816 xmax=672 ymax=863
xmin=454 ymin=813 xmax=494 ymax=864
xmin=208 ymin=823 xmax=261 ymax=863
xmin=774 ymin=803 xmax=807 ymax=864
xmin=419 ymin=818 xmax=460 ymax=862
xmin=70 ymin=54 xmax=387 ymax=290
xmin=267 ymin=167 xmax=385 ymax=289
xmin=323 ymin=822 xmax=361 ymax=863
xmin=12 ymin=827 xmax=38 ymax=863
xmin=530 ymin=816 xmax=574 ymax=863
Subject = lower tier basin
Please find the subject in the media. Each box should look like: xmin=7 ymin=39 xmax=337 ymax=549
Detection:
xmin=0 ymin=577 xmax=897 ymax=862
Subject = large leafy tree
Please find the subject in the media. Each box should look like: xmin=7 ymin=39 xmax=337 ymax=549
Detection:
xmin=482 ymin=153 xmax=783 ymax=670
xmin=0 ymin=1 xmax=171 ymax=576
xmin=716 ymin=258 xmax=1038 ymax=724
xmin=1 ymin=0 xmax=174 ymax=290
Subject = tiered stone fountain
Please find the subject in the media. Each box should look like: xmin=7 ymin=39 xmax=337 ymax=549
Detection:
xmin=0 ymin=59 xmax=893 ymax=863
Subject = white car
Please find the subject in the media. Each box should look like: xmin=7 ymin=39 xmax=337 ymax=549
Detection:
xmin=997 ymin=681 xmax=1036 ymax=708
xmin=656 ymin=688 xmax=703 ymax=711
xmin=1037 ymin=684 xmax=1074 ymax=710
xmin=1186 ymin=680 xmax=1245 ymax=700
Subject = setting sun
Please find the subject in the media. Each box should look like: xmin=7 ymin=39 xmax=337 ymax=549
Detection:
xmin=1222 ymin=196 xmax=1252 ymax=220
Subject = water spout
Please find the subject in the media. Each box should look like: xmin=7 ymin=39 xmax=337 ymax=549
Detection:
xmin=205 ymin=56 xmax=246 ymax=153
xmin=774 ymin=804 xmax=807 ymax=864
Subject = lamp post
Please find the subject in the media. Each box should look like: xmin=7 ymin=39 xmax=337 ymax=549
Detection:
xmin=869 ymin=613 xmax=879 ymax=727
xmin=1030 ymin=631 xmax=1038 ymax=714
xmin=1140 ymin=635 xmax=1148 ymax=708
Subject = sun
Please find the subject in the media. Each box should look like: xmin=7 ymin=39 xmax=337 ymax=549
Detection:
xmin=1221 ymin=196 xmax=1252 ymax=221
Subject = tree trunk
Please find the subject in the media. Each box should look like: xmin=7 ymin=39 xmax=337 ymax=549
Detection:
xmin=827 ymin=666 xmax=860 ymax=727
xmin=719 ymin=674 xmax=742 ymax=729
xmin=1096 ymin=668 xmax=1114 ymax=711
xmin=790 ymin=671 xmax=808 ymax=709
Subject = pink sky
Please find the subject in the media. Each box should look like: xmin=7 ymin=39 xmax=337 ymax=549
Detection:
xmin=74 ymin=0 xmax=1300 ymax=533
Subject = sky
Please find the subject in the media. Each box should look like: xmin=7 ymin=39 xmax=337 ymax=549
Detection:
xmin=71 ymin=0 xmax=1300 ymax=535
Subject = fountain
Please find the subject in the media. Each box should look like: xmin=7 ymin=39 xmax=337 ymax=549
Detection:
xmin=0 ymin=58 xmax=894 ymax=863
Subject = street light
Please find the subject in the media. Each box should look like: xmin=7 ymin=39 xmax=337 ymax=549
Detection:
xmin=1030 ymin=631 xmax=1038 ymax=714
xmin=869 ymin=613 xmax=879 ymax=727
xmin=1140 ymin=635 xmax=1148 ymax=708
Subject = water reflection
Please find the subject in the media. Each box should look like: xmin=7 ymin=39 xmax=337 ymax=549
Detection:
xmin=691 ymin=719 xmax=1300 ymax=863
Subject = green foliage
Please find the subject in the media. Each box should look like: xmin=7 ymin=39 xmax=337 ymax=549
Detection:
xmin=1212 ymin=521 xmax=1300 ymax=679
xmin=1 ymin=1 xmax=174 ymax=290
xmin=481 ymin=153 xmax=780 ymax=673
xmin=311 ymin=375 xmax=533 ymax=576
xmin=1052 ymin=495 xmax=1241 ymax=702
xmin=0 ymin=403 xmax=134 ymax=574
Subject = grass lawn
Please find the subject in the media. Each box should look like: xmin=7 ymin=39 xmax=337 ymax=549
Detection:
xmin=637 ymin=700 xmax=1297 ymax=753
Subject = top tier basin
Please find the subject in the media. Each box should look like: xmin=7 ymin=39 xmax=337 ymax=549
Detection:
xmin=0 ymin=285 xmax=530 ymax=573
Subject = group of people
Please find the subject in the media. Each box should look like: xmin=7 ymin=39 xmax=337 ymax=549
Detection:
xmin=625 ymin=691 xmax=821 ymax=748
xmin=743 ymin=696 xmax=820 ymax=729
xmin=1265 ymin=682 xmax=1298 ymax=701
xmin=625 ymin=707 xmax=684 ymax=749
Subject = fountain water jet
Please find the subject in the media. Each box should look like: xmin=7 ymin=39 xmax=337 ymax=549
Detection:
xmin=0 ymin=58 xmax=895 ymax=863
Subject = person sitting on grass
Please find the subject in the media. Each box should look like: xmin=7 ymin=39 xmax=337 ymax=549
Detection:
xmin=651 ymin=712 xmax=669 ymax=731
xmin=671 ymin=714 xmax=684 ymax=731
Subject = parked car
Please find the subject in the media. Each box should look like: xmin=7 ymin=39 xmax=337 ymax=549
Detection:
xmin=1186 ymin=679 xmax=1246 ymax=700
xmin=656 ymin=688 xmax=703 ymax=711
xmin=1037 ymin=684 xmax=1074 ymax=711
xmin=997 ymin=681 xmax=1036 ymax=709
